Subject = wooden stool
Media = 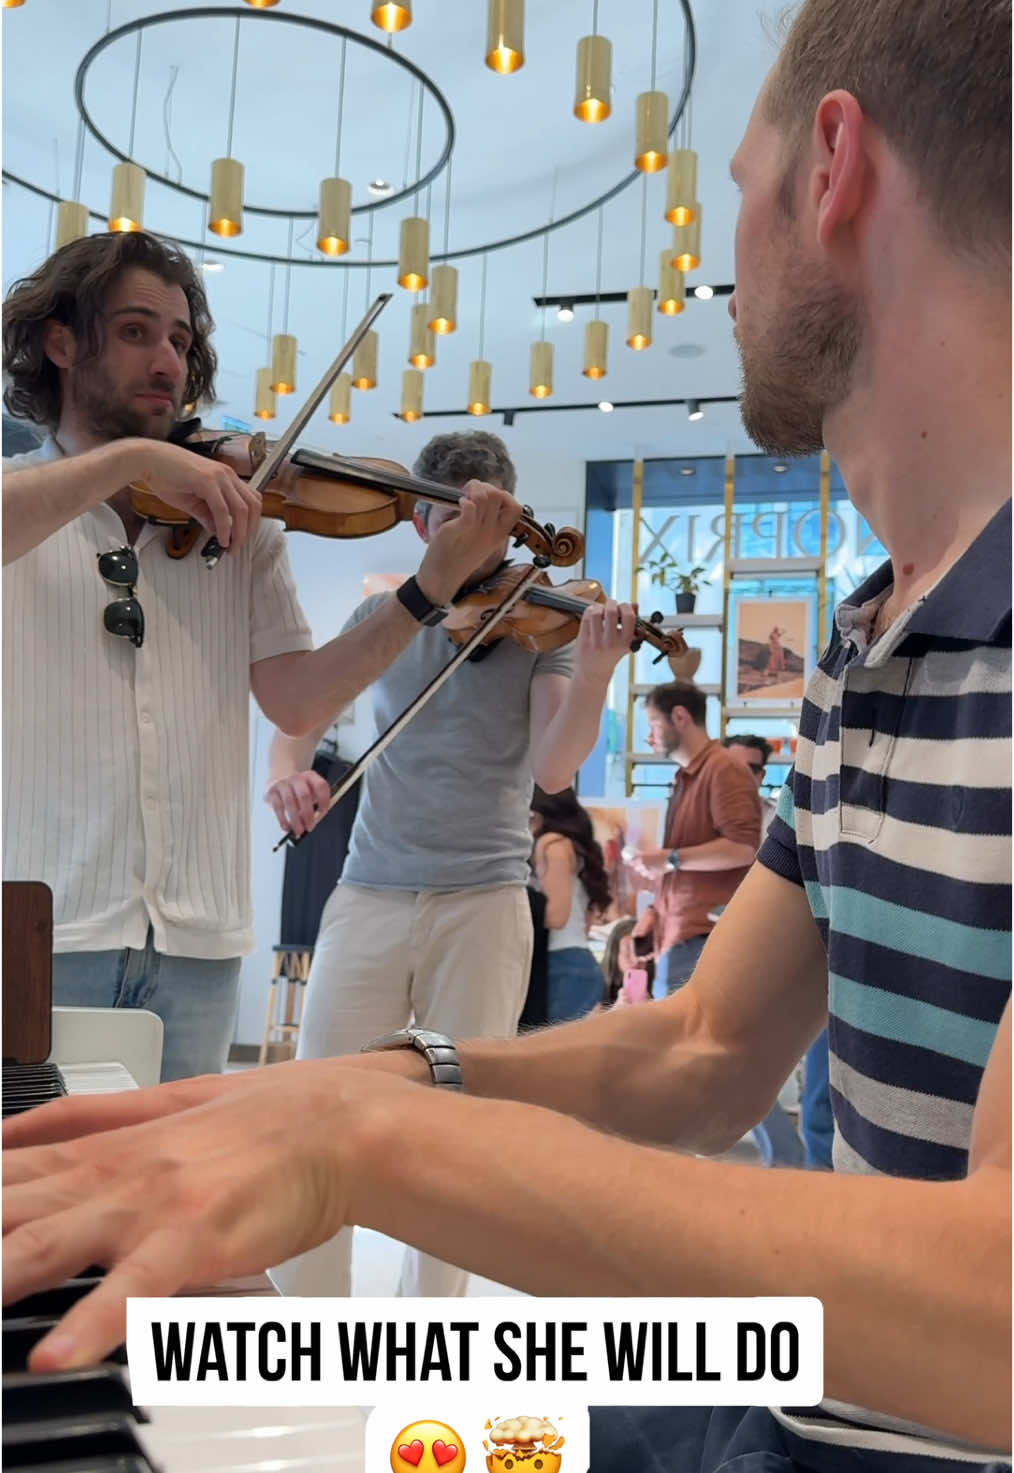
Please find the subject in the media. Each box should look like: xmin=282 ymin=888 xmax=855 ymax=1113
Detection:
xmin=258 ymin=946 xmax=313 ymax=1066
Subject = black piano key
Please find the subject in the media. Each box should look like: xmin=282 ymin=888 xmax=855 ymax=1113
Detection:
xmin=2 ymin=1413 xmax=152 ymax=1467
xmin=2 ymin=1063 xmax=68 ymax=1119
xmin=2 ymin=1366 xmax=143 ymax=1424
xmin=4 ymin=1278 xmax=107 ymax=1322
xmin=3 ymin=1317 xmax=127 ymax=1373
xmin=9 ymin=1461 xmax=153 ymax=1473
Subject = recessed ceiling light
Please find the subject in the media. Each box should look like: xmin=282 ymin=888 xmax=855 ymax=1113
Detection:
xmin=693 ymin=284 xmax=714 ymax=300
xmin=598 ymin=400 xmax=613 ymax=412
xmin=668 ymin=342 xmax=706 ymax=359
xmin=200 ymin=260 xmax=225 ymax=273
xmin=773 ymin=462 xmax=788 ymax=473
xmin=557 ymin=303 xmax=575 ymax=323
xmin=368 ymin=179 xmax=394 ymax=197
xmin=680 ymin=466 xmax=696 ymax=476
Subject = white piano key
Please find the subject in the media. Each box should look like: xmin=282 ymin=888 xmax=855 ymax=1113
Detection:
xmin=136 ymin=1403 xmax=365 ymax=1471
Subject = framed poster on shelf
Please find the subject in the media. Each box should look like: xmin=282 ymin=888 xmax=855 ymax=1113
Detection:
xmin=733 ymin=597 xmax=811 ymax=703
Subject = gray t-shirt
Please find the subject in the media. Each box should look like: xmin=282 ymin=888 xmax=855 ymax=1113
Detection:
xmin=342 ymin=592 xmax=574 ymax=891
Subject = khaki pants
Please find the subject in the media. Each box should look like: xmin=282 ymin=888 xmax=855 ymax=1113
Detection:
xmin=270 ymin=882 xmax=533 ymax=1299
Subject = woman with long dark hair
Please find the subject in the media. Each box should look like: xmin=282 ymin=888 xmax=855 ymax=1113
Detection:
xmin=529 ymin=785 xmax=611 ymax=1023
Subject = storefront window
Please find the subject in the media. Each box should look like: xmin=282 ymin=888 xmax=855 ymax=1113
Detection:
xmin=581 ymin=455 xmax=886 ymax=798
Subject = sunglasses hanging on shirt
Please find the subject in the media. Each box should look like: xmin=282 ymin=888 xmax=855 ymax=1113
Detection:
xmin=97 ymin=547 xmax=145 ymax=649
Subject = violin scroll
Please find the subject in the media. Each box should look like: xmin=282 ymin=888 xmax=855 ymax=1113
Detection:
xmin=509 ymin=512 xmax=584 ymax=568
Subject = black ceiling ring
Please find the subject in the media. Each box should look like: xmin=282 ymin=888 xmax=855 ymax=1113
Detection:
xmin=9 ymin=0 xmax=696 ymax=271
xmin=73 ymin=6 xmax=456 ymax=221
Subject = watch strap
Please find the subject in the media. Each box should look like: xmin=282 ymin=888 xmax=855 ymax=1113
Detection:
xmin=361 ymin=1026 xmax=463 ymax=1091
xmin=396 ymin=575 xmax=447 ymax=626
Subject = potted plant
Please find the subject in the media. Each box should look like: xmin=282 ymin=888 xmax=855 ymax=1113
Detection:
xmin=636 ymin=552 xmax=707 ymax=613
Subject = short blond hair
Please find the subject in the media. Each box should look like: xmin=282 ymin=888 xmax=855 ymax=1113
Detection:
xmin=765 ymin=0 xmax=1010 ymax=256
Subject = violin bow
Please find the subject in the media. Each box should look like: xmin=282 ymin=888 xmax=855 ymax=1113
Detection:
xmin=200 ymin=293 xmax=393 ymax=567
xmin=273 ymin=561 xmax=549 ymax=851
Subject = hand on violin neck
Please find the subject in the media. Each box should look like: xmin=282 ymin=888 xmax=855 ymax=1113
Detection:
xmin=573 ymin=599 xmax=639 ymax=682
xmin=125 ymin=438 xmax=262 ymax=553
xmin=415 ymin=480 xmax=524 ymax=605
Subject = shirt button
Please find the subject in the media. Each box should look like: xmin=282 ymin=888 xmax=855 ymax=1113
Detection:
xmin=140 ymin=711 xmax=153 ymax=724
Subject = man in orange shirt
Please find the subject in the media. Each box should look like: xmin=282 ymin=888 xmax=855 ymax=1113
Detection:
xmin=628 ymin=681 xmax=760 ymax=998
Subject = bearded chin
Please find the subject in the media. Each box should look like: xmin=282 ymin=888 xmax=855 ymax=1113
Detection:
xmin=738 ymin=272 xmax=861 ymax=458
xmin=70 ymin=371 xmax=176 ymax=443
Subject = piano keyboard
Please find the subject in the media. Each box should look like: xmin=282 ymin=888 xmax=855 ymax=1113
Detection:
xmin=2 ymin=1269 xmax=364 ymax=1471
xmin=2 ymin=1060 xmax=139 ymax=1118
xmin=2 ymin=1061 xmax=67 ymax=1118
xmin=3 ymin=1060 xmax=365 ymax=1470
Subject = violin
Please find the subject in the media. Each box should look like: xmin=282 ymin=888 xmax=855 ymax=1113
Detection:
xmin=129 ymin=429 xmax=584 ymax=569
xmin=440 ymin=563 xmax=688 ymax=664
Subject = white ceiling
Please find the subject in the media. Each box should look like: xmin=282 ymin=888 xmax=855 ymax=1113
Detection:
xmin=2 ymin=0 xmax=781 ymax=463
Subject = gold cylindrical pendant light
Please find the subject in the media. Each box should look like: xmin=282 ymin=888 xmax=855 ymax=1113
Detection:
xmin=583 ymin=319 xmax=608 ymax=379
xmin=408 ymin=303 xmax=436 ymax=368
xmin=672 ymin=204 xmax=702 ymax=271
xmin=627 ymin=286 xmax=653 ymax=349
xmin=468 ymin=360 xmax=492 ymax=416
xmin=317 ymin=177 xmax=350 ymax=256
xmin=428 ymin=264 xmax=458 ymax=333
xmin=398 ymin=217 xmax=429 ymax=291
xmin=243 ymin=0 xmax=279 ymax=7
xmin=2 ymin=1 xmax=26 ymax=7
xmin=209 ymin=157 xmax=244 ymax=237
xmin=400 ymin=368 xmax=424 ymax=422
xmin=371 ymin=0 xmax=411 ymax=31
xmin=270 ymin=332 xmax=297 ymax=394
xmin=253 ymin=367 xmax=276 ymax=420
xmin=353 ymin=330 xmax=378 ymax=390
xmin=530 ymin=340 xmax=553 ymax=399
xmin=635 ymin=91 xmax=668 ymax=172
xmin=109 ymin=161 xmax=145 ymax=232
xmin=574 ymin=34 xmax=611 ymax=122
xmin=55 ymin=200 xmax=89 ymax=250
xmin=328 ymin=372 xmax=352 ymax=424
xmin=657 ymin=250 xmax=685 ymax=315
xmin=486 ymin=0 xmax=524 ymax=73
xmin=665 ymin=149 xmax=698 ymax=226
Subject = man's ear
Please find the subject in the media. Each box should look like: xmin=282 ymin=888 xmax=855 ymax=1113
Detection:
xmin=412 ymin=508 xmax=430 ymax=543
xmin=43 ymin=319 xmax=75 ymax=370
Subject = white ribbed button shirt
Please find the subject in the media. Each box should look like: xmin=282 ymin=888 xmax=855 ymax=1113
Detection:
xmin=2 ymin=438 xmax=314 ymax=958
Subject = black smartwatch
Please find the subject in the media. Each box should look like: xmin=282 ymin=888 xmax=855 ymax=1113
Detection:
xmin=396 ymin=575 xmax=448 ymax=626
xmin=665 ymin=848 xmax=682 ymax=871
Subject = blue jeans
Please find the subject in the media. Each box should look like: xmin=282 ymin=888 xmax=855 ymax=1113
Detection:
xmin=801 ymin=1031 xmax=834 ymax=1169
xmin=589 ymin=1407 xmax=1011 ymax=1472
xmin=546 ymin=947 xmax=604 ymax=1024
xmin=752 ymin=1101 xmax=805 ymax=1168
xmin=51 ymin=927 xmax=241 ymax=1082
xmin=654 ymin=933 xmax=709 ymax=998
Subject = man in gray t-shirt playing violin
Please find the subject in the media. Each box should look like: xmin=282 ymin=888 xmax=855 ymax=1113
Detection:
xmin=266 ymin=430 xmax=634 ymax=1299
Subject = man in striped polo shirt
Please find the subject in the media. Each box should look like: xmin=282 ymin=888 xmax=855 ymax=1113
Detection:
xmin=4 ymin=0 xmax=1010 ymax=1466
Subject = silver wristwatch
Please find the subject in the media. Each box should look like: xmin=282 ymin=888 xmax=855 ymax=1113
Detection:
xmin=360 ymin=1026 xmax=463 ymax=1091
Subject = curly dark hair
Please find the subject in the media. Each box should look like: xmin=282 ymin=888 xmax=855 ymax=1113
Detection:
xmin=530 ymin=785 xmax=612 ymax=918
xmin=3 ymin=232 xmax=217 ymax=430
